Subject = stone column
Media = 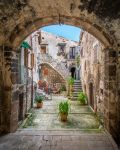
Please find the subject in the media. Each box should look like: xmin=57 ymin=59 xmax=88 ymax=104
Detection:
xmin=103 ymin=48 xmax=119 ymax=140
xmin=0 ymin=45 xmax=19 ymax=133
xmin=117 ymin=48 xmax=120 ymax=142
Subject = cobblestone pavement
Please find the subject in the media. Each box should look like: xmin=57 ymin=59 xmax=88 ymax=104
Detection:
xmin=20 ymin=96 xmax=100 ymax=130
xmin=0 ymin=130 xmax=118 ymax=150
xmin=0 ymin=96 xmax=118 ymax=150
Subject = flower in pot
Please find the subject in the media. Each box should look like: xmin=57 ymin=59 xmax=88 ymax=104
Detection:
xmin=35 ymin=95 xmax=44 ymax=108
xmin=58 ymin=101 xmax=70 ymax=122
xmin=77 ymin=92 xmax=87 ymax=105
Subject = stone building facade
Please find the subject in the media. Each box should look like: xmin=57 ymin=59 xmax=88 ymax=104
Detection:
xmin=39 ymin=30 xmax=80 ymax=80
xmin=0 ymin=29 xmax=79 ymax=133
xmin=80 ymin=31 xmax=120 ymax=142
xmin=80 ymin=31 xmax=104 ymax=113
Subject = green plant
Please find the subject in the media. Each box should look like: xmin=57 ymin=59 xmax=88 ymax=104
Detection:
xmin=35 ymin=95 xmax=44 ymax=103
xmin=76 ymin=55 xmax=80 ymax=67
xmin=60 ymin=85 xmax=66 ymax=92
xmin=67 ymin=77 xmax=74 ymax=85
xmin=58 ymin=101 xmax=70 ymax=114
xmin=77 ymin=92 xmax=87 ymax=105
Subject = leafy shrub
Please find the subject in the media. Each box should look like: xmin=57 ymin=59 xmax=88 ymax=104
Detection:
xmin=35 ymin=95 xmax=44 ymax=103
xmin=67 ymin=77 xmax=74 ymax=85
xmin=77 ymin=92 xmax=87 ymax=105
xmin=58 ymin=101 xmax=70 ymax=114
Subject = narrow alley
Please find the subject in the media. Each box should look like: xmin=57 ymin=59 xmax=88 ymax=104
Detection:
xmin=0 ymin=1 xmax=120 ymax=149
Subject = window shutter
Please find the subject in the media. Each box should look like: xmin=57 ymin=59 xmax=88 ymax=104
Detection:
xmin=24 ymin=48 xmax=28 ymax=67
xmin=31 ymin=53 xmax=34 ymax=68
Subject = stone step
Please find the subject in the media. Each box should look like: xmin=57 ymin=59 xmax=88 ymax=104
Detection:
xmin=74 ymin=83 xmax=82 ymax=85
xmin=74 ymin=80 xmax=81 ymax=82
xmin=73 ymin=87 xmax=82 ymax=89
xmin=73 ymin=93 xmax=79 ymax=95
xmin=73 ymin=91 xmax=81 ymax=93
xmin=74 ymin=88 xmax=82 ymax=91
xmin=73 ymin=84 xmax=82 ymax=86
xmin=74 ymin=85 xmax=81 ymax=86
xmin=74 ymin=82 xmax=82 ymax=85
xmin=73 ymin=96 xmax=78 ymax=98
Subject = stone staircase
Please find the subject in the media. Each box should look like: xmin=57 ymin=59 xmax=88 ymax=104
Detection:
xmin=72 ymin=80 xmax=82 ymax=100
xmin=38 ymin=54 xmax=70 ymax=80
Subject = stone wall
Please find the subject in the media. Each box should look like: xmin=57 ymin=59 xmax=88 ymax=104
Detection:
xmin=0 ymin=45 xmax=35 ymax=133
xmin=80 ymin=31 xmax=104 ymax=113
xmin=80 ymin=31 xmax=120 ymax=142
xmin=40 ymin=64 xmax=66 ymax=88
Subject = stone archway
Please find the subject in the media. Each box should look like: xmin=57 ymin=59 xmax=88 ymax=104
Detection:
xmin=0 ymin=0 xmax=119 ymax=142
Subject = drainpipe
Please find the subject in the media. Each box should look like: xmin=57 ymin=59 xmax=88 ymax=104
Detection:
xmin=31 ymin=67 xmax=33 ymax=108
xmin=30 ymin=36 xmax=33 ymax=108
xmin=25 ymin=65 xmax=28 ymax=115
xmin=24 ymin=48 xmax=29 ymax=115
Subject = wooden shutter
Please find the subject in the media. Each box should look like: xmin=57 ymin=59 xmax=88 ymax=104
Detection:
xmin=24 ymin=48 xmax=28 ymax=67
xmin=31 ymin=53 xmax=34 ymax=68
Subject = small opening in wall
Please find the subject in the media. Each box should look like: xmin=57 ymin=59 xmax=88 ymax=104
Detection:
xmin=100 ymin=89 xmax=103 ymax=95
xmin=117 ymin=44 xmax=120 ymax=47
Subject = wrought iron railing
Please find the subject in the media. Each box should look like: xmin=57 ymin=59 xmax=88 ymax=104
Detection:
xmin=38 ymin=54 xmax=70 ymax=80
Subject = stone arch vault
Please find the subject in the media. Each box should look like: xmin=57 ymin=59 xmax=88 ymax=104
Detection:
xmin=0 ymin=0 xmax=120 ymax=143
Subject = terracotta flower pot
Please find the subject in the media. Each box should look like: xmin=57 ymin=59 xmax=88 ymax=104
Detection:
xmin=37 ymin=102 xmax=43 ymax=108
xmin=60 ymin=113 xmax=68 ymax=122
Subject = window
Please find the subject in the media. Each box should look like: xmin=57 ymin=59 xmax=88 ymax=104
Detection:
xmin=57 ymin=43 xmax=66 ymax=56
xmin=31 ymin=53 xmax=34 ymax=69
xmin=69 ymin=47 xmax=75 ymax=59
xmin=41 ymin=45 xmax=47 ymax=54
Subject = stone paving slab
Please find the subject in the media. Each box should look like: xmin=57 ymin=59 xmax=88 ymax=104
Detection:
xmin=25 ymin=113 xmax=100 ymax=130
xmin=13 ymin=96 xmax=119 ymax=149
xmin=22 ymin=96 xmax=100 ymax=130
xmin=0 ymin=131 xmax=118 ymax=150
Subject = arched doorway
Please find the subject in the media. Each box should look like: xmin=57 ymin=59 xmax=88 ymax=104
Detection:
xmin=89 ymin=83 xmax=94 ymax=109
xmin=0 ymin=1 xmax=119 ymax=143
xmin=71 ymin=67 xmax=76 ymax=79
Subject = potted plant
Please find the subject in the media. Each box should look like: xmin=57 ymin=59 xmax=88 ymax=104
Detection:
xmin=35 ymin=95 xmax=44 ymax=108
xmin=77 ymin=92 xmax=87 ymax=105
xmin=67 ymin=77 xmax=74 ymax=98
xmin=58 ymin=101 xmax=70 ymax=122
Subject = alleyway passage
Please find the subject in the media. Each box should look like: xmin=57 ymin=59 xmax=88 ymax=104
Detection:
xmin=20 ymin=96 xmax=100 ymax=130
xmin=0 ymin=96 xmax=118 ymax=150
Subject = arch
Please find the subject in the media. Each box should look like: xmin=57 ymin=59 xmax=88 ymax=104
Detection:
xmin=10 ymin=16 xmax=115 ymax=49
xmin=0 ymin=1 xmax=119 ymax=143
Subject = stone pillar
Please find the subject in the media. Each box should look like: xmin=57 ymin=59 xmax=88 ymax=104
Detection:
xmin=117 ymin=48 xmax=120 ymax=142
xmin=103 ymin=48 xmax=119 ymax=140
xmin=9 ymin=47 xmax=19 ymax=132
xmin=0 ymin=45 xmax=19 ymax=133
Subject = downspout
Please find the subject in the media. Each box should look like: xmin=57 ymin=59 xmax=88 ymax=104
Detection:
xmin=31 ymin=36 xmax=33 ymax=108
